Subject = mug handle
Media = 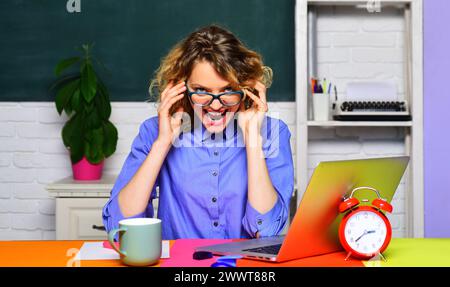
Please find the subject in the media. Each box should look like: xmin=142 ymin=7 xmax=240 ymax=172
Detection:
xmin=107 ymin=227 xmax=127 ymax=257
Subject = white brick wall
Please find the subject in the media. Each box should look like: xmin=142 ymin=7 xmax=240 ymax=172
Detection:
xmin=316 ymin=6 xmax=405 ymax=100
xmin=0 ymin=101 xmax=297 ymax=240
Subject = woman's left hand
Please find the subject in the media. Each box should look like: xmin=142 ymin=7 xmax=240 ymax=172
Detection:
xmin=237 ymin=80 xmax=268 ymax=146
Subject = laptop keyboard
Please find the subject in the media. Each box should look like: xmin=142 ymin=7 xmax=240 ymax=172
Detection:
xmin=242 ymin=244 xmax=282 ymax=255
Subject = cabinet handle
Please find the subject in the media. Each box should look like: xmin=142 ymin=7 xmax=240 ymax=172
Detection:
xmin=92 ymin=225 xmax=106 ymax=231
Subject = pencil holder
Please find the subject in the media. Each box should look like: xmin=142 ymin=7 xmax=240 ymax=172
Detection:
xmin=312 ymin=93 xmax=330 ymax=121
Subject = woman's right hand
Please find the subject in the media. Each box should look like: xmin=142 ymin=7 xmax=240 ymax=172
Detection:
xmin=156 ymin=81 xmax=186 ymax=146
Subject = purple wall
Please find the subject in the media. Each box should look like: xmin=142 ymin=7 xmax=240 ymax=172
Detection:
xmin=424 ymin=0 xmax=450 ymax=237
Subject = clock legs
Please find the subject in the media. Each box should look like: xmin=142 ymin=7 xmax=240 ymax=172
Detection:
xmin=378 ymin=252 xmax=387 ymax=262
xmin=343 ymin=251 xmax=387 ymax=263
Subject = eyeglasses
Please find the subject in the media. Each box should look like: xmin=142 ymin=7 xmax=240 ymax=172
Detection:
xmin=185 ymin=82 xmax=244 ymax=107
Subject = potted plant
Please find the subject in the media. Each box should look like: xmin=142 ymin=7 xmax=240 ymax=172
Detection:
xmin=51 ymin=44 xmax=118 ymax=180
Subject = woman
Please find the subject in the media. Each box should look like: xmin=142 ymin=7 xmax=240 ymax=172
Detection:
xmin=103 ymin=25 xmax=294 ymax=240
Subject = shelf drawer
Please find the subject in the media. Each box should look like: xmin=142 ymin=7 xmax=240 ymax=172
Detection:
xmin=56 ymin=197 xmax=159 ymax=240
xmin=56 ymin=198 xmax=109 ymax=240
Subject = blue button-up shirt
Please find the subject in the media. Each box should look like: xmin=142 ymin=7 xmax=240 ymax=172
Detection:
xmin=103 ymin=115 xmax=294 ymax=240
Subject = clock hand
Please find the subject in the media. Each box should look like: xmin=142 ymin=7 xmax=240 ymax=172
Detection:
xmin=355 ymin=230 xmax=367 ymax=242
xmin=355 ymin=230 xmax=376 ymax=242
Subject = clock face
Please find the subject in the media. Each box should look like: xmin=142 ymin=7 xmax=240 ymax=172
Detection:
xmin=344 ymin=210 xmax=387 ymax=256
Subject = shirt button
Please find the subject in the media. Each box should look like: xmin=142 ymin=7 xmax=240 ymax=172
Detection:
xmin=212 ymin=171 xmax=218 ymax=176
xmin=213 ymin=221 xmax=219 ymax=227
xmin=257 ymin=219 xmax=263 ymax=225
xmin=213 ymin=150 xmax=219 ymax=156
xmin=212 ymin=197 xmax=217 ymax=203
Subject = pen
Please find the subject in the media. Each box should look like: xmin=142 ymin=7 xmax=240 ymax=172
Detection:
xmin=311 ymin=78 xmax=316 ymax=94
xmin=316 ymin=82 xmax=323 ymax=93
xmin=332 ymin=84 xmax=338 ymax=110
xmin=334 ymin=85 xmax=338 ymax=101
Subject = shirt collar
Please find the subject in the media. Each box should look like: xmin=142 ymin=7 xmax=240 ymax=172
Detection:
xmin=191 ymin=118 xmax=239 ymax=144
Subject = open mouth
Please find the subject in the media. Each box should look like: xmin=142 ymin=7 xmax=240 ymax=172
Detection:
xmin=203 ymin=110 xmax=227 ymax=126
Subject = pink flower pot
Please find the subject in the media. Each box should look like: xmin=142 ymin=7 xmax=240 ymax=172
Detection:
xmin=71 ymin=156 xmax=104 ymax=180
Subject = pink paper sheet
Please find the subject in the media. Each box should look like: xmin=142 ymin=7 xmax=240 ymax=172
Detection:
xmin=160 ymin=239 xmax=233 ymax=267
xmin=103 ymin=240 xmax=119 ymax=249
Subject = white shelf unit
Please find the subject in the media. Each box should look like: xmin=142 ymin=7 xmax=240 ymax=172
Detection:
xmin=295 ymin=0 xmax=423 ymax=237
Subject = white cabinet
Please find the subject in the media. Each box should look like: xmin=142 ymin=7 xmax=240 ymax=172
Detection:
xmin=46 ymin=174 xmax=158 ymax=240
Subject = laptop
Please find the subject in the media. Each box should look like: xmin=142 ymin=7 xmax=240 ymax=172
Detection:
xmin=195 ymin=156 xmax=409 ymax=262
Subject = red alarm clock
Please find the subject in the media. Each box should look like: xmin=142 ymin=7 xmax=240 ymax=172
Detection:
xmin=338 ymin=186 xmax=393 ymax=260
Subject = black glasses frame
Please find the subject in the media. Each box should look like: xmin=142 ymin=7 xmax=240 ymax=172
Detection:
xmin=185 ymin=82 xmax=244 ymax=107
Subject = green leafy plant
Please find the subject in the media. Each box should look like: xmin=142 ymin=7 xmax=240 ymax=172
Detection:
xmin=51 ymin=44 xmax=118 ymax=164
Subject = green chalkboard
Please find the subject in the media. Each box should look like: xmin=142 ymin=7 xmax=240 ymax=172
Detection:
xmin=0 ymin=0 xmax=294 ymax=101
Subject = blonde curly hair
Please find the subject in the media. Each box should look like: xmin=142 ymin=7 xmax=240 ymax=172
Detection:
xmin=149 ymin=24 xmax=273 ymax=121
